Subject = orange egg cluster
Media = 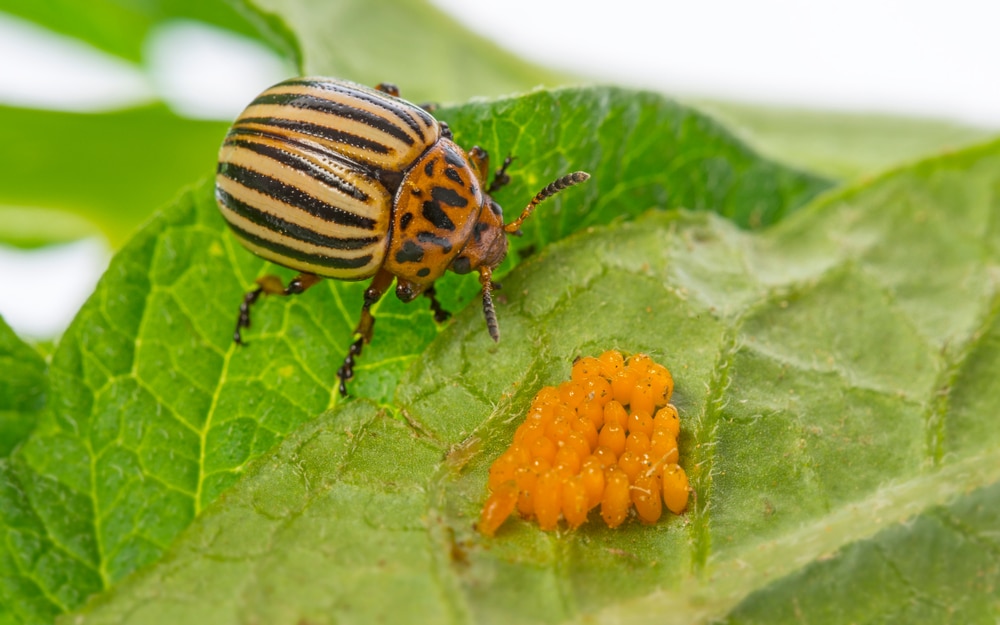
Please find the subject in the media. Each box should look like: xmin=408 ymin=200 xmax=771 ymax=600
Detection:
xmin=479 ymin=350 xmax=690 ymax=536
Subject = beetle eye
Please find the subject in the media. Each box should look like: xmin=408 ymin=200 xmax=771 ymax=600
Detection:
xmin=439 ymin=121 xmax=453 ymax=140
xmin=452 ymin=256 xmax=471 ymax=274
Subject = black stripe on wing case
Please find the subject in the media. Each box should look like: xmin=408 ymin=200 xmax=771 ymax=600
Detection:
xmin=285 ymin=79 xmax=435 ymax=143
xmin=218 ymin=162 xmax=377 ymax=231
xmin=223 ymin=136 xmax=370 ymax=202
xmin=216 ymin=187 xmax=381 ymax=251
xmin=236 ymin=117 xmax=392 ymax=155
xmin=251 ymin=91 xmax=417 ymax=147
xmin=230 ymin=222 xmax=375 ymax=270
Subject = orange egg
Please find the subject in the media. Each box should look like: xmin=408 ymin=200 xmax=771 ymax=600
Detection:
xmin=627 ymin=409 xmax=654 ymax=437
xmin=591 ymin=445 xmax=617 ymax=469
xmin=561 ymin=476 xmax=589 ymax=529
xmin=571 ymin=356 xmax=603 ymax=382
xmin=480 ymin=481 xmax=519 ymax=537
xmin=565 ymin=431 xmax=592 ymax=459
xmin=653 ymin=404 xmax=681 ymax=438
xmin=662 ymin=463 xmax=690 ymax=515
xmin=629 ymin=378 xmax=657 ymax=416
xmin=558 ymin=380 xmax=587 ymax=409
xmin=625 ymin=431 xmax=651 ymax=455
xmin=515 ymin=465 xmax=539 ymax=516
xmin=545 ymin=415 xmax=572 ymax=445
xmin=535 ymin=469 xmax=563 ymax=531
xmin=487 ymin=448 xmax=521 ymax=489
xmin=577 ymin=398 xmax=604 ymax=429
xmin=577 ymin=375 xmax=613 ymax=405
xmin=631 ymin=473 xmax=663 ymax=524
xmin=579 ymin=456 xmax=605 ymax=509
xmin=572 ymin=415 xmax=599 ymax=449
xmin=480 ymin=350 xmax=688 ymax=535
xmin=601 ymin=467 xmax=631 ymax=528
xmin=611 ymin=368 xmax=637 ymax=405
xmin=598 ymin=419 xmax=627 ymax=456
xmin=553 ymin=446 xmax=582 ymax=475
xmin=530 ymin=435 xmax=557 ymax=464
xmin=647 ymin=363 xmax=674 ymax=405
xmin=617 ymin=450 xmax=643 ymax=482
xmin=627 ymin=353 xmax=654 ymax=376
xmin=597 ymin=350 xmax=625 ymax=379
xmin=603 ymin=400 xmax=628 ymax=427
xmin=651 ymin=430 xmax=678 ymax=464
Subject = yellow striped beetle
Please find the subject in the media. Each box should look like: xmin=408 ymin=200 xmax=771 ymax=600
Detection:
xmin=216 ymin=77 xmax=589 ymax=395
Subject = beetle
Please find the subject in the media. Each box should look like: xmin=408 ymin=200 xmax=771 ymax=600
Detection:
xmin=215 ymin=77 xmax=589 ymax=395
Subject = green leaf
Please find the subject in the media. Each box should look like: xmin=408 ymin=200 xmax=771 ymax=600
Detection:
xmin=693 ymin=99 xmax=996 ymax=180
xmin=0 ymin=87 xmax=824 ymax=624
xmin=0 ymin=316 xmax=46 ymax=457
xmin=246 ymin=0 xmax=567 ymax=103
xmin=0 ymin=105 xmax=228 ymax=248
xmin=0 ymin=0 xmax=292 ymax=63
xmin=67 ymin=138 xmax=1000 ymax=624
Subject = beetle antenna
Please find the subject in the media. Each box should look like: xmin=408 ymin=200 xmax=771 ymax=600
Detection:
xmin=479 ymin=268 xmax=500 ymax=342
xmin=504 ymin=171 xmax=590 ymax=234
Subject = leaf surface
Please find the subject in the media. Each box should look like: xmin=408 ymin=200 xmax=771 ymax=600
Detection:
xmin=0 ymin=316 xmax=45 ymax=457
xmin=65 ymin=138 xmax=1000 ymax=624
xmin=246 ymin=0 xmax=566 ymax=104
xmin=0 ymin=87 xmax=826 ymax=624
xmin=0 ymin=105 xmax=228 ymax=248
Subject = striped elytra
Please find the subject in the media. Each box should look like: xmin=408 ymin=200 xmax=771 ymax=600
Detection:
xmin=216 ymin=77 xmax=590 ymax=395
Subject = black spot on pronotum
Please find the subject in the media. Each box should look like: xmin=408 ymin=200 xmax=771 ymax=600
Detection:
xmin=445 ymin=168 xmax=463 ymax=184
xmin=451 ymin=256 xmax=471 ymax=274
xmin=431 ymin=186 xmax=468 ymax=208
xmin=400 ymin=212 xmax=413 ymax=231
xmin=422 ymin=200 xmax=456 ymax=231
xmin=424 ymin=159 xmax=436 ymax=177
xmin=417 ymin=267 xmax=431 ymax=277
xmin=417 ymin=231 xmax=453 ymax=253
xmin=395 ymin=240 xmax=424 ymax=263
xmin=443 ymin=145 xmax=466 ymax=168
xmin=473 ymin=221 xmax=489 ymax=243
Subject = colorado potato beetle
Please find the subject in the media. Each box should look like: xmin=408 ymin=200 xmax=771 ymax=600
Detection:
xmin=215 ymin=78 xmax=589 ymax=394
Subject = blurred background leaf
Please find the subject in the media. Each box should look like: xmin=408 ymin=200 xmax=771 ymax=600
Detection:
xmin=0 ymin=105 xmax=228 ymax=248
xmin=0 ymin=0 xmax=295 ymax=62
xmin=0 ymin=315 xmax=45 ymax=457
xmin=694 ymin=99 xmax=995 ymax=179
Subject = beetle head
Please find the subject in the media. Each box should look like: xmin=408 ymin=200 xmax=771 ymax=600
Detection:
xmin=449 ymin=171 xmax=590 ymax=342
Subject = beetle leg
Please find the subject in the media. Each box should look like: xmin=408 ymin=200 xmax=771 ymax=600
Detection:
xmin=374 ymin=82 xmax=400 ymax=96
xmin=423 ymin=284 xmax=452 ymax=323
xmin=233 ymin=272 xmax=320 ymax=345
xmin=337 ymin=269 xmax=394 ymax=396
xmin=487 ymin=155 xmax=516 ymax=195
xmin=479 ymin=267 xmax=500 ymax=342
xmin=468 ymin=146 xmax=491 ymax=188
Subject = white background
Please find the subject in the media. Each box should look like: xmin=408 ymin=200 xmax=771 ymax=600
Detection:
xmin=1 ymin=0 xmax=998 ymax=338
